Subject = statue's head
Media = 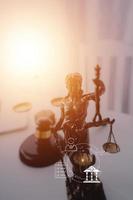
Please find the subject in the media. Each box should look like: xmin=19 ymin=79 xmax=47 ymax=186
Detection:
xmin=65 ymin=73 xmax=82 ymax=99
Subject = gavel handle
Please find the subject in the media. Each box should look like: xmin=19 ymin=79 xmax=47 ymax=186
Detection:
xmin=53 ymin=106 xmax=65 ymax=132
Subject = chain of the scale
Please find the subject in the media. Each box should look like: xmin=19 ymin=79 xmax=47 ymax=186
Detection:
xmin=53 ymin=131 xmax=75 ymax=200
xmin=107 ymin=123 xmax=116 ymax=143
xmin=110 ymin=123 xmax=118 ymax=144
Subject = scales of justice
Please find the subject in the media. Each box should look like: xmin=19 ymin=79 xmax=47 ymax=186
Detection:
xmin=14 ymin=65 xmax=120 ymax=200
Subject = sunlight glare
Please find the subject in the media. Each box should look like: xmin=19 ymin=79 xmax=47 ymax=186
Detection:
xmin=7 ymin=30 xmax=54 ymax=76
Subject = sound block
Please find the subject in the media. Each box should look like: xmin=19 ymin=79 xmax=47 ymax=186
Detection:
xmin=19 ymin=134 xmax=63 ymax=167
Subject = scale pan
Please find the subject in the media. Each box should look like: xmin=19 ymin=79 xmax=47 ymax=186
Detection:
xmin=13 ymin=102 xmax=32 ymax=113
xmin=51 ymin=98 xmax=64 ymax=107
xmin=103 ymin=142 xmax=120 ymax=153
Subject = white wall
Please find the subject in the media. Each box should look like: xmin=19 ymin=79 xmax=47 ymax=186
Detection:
xmin=78 ymin=1 xmax=133 ymax=200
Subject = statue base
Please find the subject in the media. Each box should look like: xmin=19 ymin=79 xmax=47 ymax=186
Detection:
xmin=66 ymin=178 xmax=106 ymax=200
xmin=19 ymin=134 xmax=63 ymax=167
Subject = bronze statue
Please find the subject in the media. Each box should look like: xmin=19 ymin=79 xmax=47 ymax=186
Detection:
xmin=51 ymin=67 xmax=105 ymax=146
xmin=18 ymin=65 xmax=120 ymax=200
xmin=19 ymin=65 xmax=119 ymax=167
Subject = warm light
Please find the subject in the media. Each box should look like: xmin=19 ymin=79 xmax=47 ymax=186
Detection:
xmin=7 ymin=31 xmax=38 ymax=73
xmin=3 ymin=27 xmax=70 ymax=107
xmin=6 ymin=30 xmax=57 ymax=76
xmin=11 ymin=36 xmax=40 ymax=67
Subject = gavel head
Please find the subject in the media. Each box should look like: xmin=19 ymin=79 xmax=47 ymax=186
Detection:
xmin=35 ymin=110 xmax=55 ymax=139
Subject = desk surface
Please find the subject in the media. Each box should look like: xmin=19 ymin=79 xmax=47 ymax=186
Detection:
xmin=0 ymin=111 xmax=133 ymax=200
xmin=0 ymin=124 xmax=67 ymax=200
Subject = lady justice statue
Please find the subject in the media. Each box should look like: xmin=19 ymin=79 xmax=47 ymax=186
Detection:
xmin=51 ymin=65 xmax=109 ymax=200
xmin=19 ymin=65 xmax=117 ymax=168
xmin=18 ymin=65 xmax=119 ymax=200
xmin=51 ymin=65 xmax=105 ymax=146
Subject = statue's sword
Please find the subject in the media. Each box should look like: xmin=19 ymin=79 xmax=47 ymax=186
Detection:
xmin=93 ymin=64 xmax=102 ymax=122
